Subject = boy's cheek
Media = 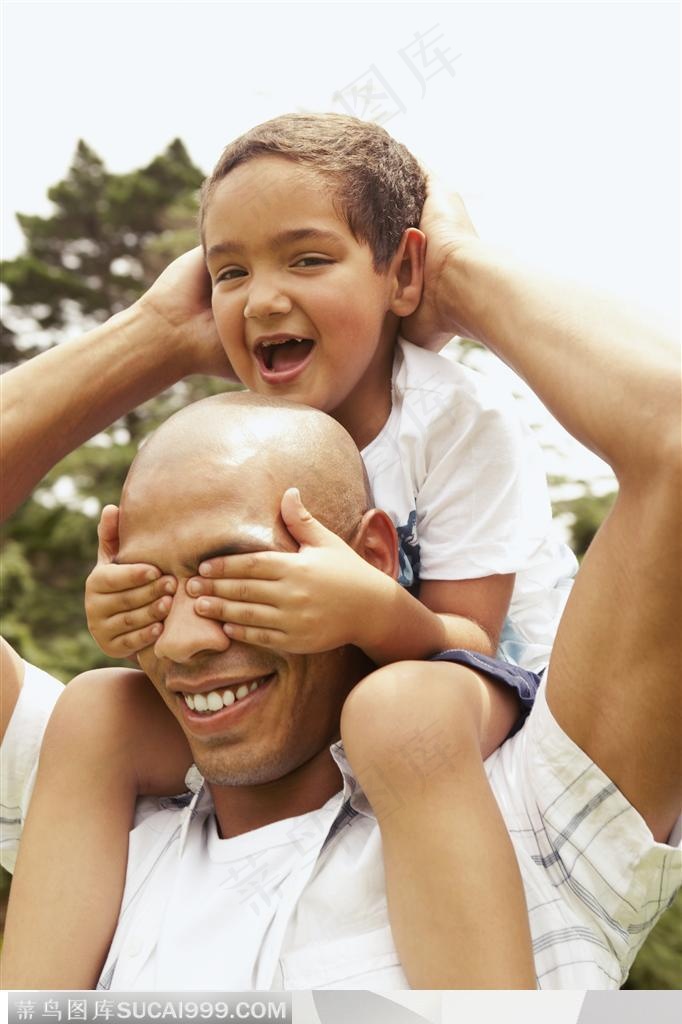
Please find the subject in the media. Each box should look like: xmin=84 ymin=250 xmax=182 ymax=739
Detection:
xmin=211 ymin=308 xmax=252 ymax=384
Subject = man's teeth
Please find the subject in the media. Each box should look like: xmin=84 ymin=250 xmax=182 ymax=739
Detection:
xmin=184 ymin=679 xmax=263 ymax=713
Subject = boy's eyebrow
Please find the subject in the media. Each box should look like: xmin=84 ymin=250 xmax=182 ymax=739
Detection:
xmin=206 ymin=228 xmax=344 ymax=259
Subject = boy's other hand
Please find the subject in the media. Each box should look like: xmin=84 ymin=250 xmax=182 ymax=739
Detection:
xmin=136 ymin=248 xmax=234 ymax=379
xmin=401 ymin=179 xmax=479 ymax=351
xmin=85 ymin=505 xmax=176 ymax=658
xmin=188 ymin=489 xmax=385 ymax=654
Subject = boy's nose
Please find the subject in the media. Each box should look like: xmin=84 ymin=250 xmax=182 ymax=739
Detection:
xmin=153 ymin=589 xmax=231 ymax=664
xmin=244 ymin=277 xmax=292 ymax=319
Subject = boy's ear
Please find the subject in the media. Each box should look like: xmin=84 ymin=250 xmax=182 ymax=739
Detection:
xmin=351 ymin=509 xmax=400 ymax=580
xmin=387 ymin=227 xmax=425 ymax=317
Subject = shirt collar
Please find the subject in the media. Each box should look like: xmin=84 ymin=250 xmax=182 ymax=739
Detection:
xmin=329 ymin=740 xmax=375 ymax=819
xmin=177 ymin=743 xmax=375 ymax=855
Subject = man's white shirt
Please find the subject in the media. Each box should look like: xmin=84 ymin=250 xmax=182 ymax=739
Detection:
xmin=2 ymin=663 xmax=680 ymax=990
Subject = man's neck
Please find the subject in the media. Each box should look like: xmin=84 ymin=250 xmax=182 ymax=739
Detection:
xmin=209 ymin=745 xmax=344 ymax=840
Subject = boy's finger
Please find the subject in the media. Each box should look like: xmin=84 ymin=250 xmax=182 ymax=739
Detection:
xmin=195 ymin=596 xmax=279 ymax=629
xmin=221 ymin=623 xmax=288 ymax=649
xmin=198 ymin=551 xmax=285 ymax=580
xmin=88 ymin=562 xmax=164 ymax=594
xmin=280 ymin=487 xmax=334 ymax=549
xmin=96 ymin=504 xmax=120 ymax=564
xmin=107 ymin=596 xmax=173 ymax=635
xmin=186 ymin=577 xmax=277 ymax=604
xmin=94 ymin=575 xmax=176 ymax=614
xmin=106 ymin=621 xmax=164 ymax=657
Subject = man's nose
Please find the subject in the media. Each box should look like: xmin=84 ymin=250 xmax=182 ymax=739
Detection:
xmin=153 ymin=589 xmax=230 ymax=663
xmin=243 ymin=273 xmax=292 ymax=320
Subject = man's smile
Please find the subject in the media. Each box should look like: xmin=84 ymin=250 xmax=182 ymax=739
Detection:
xmin=173 ymin=672 xmax=277 ymax=735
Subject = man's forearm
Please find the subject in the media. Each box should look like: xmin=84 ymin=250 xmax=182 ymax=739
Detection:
xmin=1 ymin=304 xmax=193 ymax=519
xmin=444 ymin=241 xmax=680 ymax=478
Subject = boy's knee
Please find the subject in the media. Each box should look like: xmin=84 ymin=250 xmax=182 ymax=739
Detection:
xmin=59 ymin=667 xmax=148 ymax=716
xmin=45 ymin=668 xmax=151 ymax=763
xmin=341 ymin=660 xmax=484 ymax=770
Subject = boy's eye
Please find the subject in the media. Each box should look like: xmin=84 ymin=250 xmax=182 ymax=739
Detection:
xmin=215 ymin=267 xmax=247 ymax=283
xmin=292 ymin=256 xmax=333 ymax=268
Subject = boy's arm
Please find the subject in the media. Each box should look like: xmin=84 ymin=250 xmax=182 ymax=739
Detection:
xmin=418 ymin=574 xmax=515 ymax=656
xmin=188 ymin=489 xmax=515 ymax=664
xmin=2 ymin=248 xmax=233 ymax=521
xmin=344 ymin=566 xmax=511 ymax=665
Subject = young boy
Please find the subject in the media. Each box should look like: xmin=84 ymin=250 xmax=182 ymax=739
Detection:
xmin=1 ymin=115 xmax=576 ymax=988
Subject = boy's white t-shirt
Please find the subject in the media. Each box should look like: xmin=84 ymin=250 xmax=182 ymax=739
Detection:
xmin=361 ymin=339 xmax=578 ymax=673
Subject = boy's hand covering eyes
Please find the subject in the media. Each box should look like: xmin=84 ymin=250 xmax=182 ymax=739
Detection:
xmin=84 ymin=504 xmax=176 ymax=658
xmin=401 ymin=176 xmax=479 ymax=352
xmin=188 ymin=488 xmax=386 ymax=654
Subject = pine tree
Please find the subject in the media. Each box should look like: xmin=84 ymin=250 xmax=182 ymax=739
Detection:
xmin=2 ymin=138 xmax=205 ymax=328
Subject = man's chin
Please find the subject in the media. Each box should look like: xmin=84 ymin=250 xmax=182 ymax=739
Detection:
xmin=192 ymin=746 xmax=292 ymax=788
xmin=198 ymin=761 xmax=278 ymax=787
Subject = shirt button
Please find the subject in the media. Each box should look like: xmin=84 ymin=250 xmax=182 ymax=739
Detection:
xmin=127 ymin=934 xmax=144 ymax=958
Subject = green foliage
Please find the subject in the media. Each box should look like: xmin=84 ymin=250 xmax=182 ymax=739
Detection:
xmin=552 ymin=485 xmax=618 ymax=559
xmin=625 ymin=890 xmax=682 ymax=989
xmin=2 ymin=138 xmax=204 ymax=328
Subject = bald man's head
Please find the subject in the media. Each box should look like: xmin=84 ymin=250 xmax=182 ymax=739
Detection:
xmin=121 ymin=392 xmax=372 ymax=543
xmin=115 ymin=393 xmax=388 ymax=791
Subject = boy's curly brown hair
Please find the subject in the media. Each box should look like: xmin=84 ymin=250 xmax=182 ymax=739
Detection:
xmin=200 ymin=113 xmax=427 ymax=271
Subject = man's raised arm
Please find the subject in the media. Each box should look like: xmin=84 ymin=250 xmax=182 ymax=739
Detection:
xmin=1 ymin=248 xmax=233 ymax=520
xmin=406 ymin=186 xmax=681 ymax=841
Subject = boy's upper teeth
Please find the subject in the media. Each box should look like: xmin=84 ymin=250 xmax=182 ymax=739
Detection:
xmin=184 ymin=678 xmax=263 ymax=713
xmin=263 ymin=337 xmax=304 ymax=347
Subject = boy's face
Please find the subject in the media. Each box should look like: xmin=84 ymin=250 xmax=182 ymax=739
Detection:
xmin=203 ymin=157 xmax=401 ymax=437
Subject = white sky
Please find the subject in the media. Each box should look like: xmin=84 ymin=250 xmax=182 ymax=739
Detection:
xmin=1 ymin=0 xmax=680 ymax=488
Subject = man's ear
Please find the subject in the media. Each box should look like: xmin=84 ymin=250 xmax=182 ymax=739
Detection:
xmin=387 ymin=227 xmax=425 ymax=318
xmin=352 ymin=509 xmax=400 ymax=580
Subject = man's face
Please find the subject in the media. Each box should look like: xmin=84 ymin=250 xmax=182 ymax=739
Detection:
xmin=117 ymin=446 xmax=362 ymax=787
xmin=203 ymin=157 xmax=399 ymax=431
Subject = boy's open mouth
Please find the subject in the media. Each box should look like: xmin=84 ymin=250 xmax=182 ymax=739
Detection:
xmin=255 ymin=336 xmax=316 ymax=381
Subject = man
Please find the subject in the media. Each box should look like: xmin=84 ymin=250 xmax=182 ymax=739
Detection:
xmin=1 ymin=187 xmax=680 ymax=989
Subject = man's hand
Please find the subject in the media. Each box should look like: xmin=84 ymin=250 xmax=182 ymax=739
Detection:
xmin=401 ymin=178 xmax=480 ymax=351
xmin=84 ymin=505 xmax=176 ymax=658
xmin=187 ymin=488 xmax=386 ymax=653
xmin=136 ymin=247 xmax=234 ymax=378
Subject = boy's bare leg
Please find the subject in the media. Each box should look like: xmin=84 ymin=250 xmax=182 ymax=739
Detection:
xmin=407 ymin=201 xmax=681 ymax=837
xmin=0 ymin=669 xmax=191 ymax=989
xmin=342 ymin=661 xmax=536 ymax=989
